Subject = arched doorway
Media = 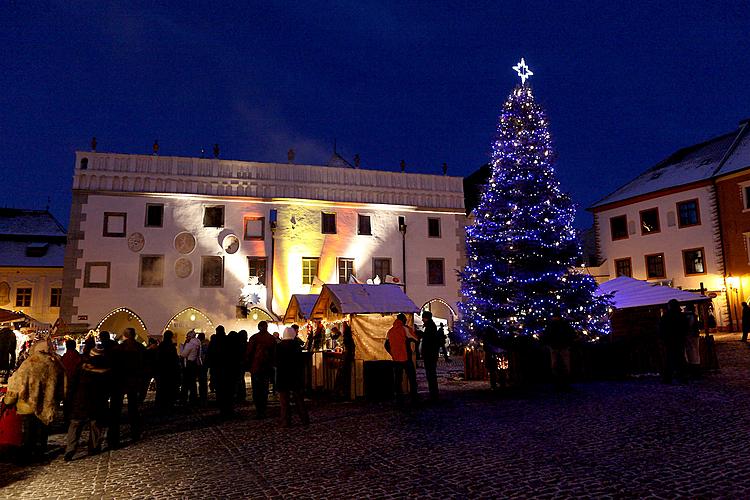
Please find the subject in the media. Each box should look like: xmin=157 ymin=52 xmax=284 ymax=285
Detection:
xmin=96 ymin=307 xmax=148 ymax=342
xmin=163 ymin=307 xmax=214 ymax=346
xmin=419 ymin=298 xmax=458 ymax=329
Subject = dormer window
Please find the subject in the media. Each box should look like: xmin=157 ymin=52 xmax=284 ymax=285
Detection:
xmin=25 ymin=243 xmax=49 ymax=257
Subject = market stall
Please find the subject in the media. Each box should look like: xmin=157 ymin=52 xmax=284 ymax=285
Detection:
xmin=307 ymin=284 xmax=419 ymax=399
xmin=281 ymin=294 xmax=319 ymax=325
xmin=597 ymin=276 xmax=716 ymax=372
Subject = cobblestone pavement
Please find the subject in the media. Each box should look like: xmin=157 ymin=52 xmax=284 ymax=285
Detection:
xmin=3 ymin=336 xmax=750 ymax=499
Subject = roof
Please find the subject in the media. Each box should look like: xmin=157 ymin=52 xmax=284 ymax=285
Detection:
xmin=327 ymin=152 xmax=354 ymax=168
xmin=597 ymin=276 xmax=710 ymax=310
xmin=0 ymin=240 xmax=66 ymax=267
xmin=715 ymin=122 xmax=750 ymax=176
xmin=310 ymin=284 xmax=419 ymax=318
xmin=590 ymin=132 xmax=738 ymax=209
xmin=0 ymin=209 xmax=66 ymax=238
xmin=281 ymin=294 xmax=319 ymax=323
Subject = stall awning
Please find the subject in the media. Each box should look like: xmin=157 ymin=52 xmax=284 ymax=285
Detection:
xmin=282 ymin=294 xmax=319 ymax=324
xmin=598 ymin=276 xmax=711 ymax=310
xmin=0 ymin=308 xmax=27 ymax=324
xmin=310 ymin=284 xmax=419 ymax=319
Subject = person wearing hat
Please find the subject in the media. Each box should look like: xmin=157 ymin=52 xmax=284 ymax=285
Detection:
xmin=275 ymin=326 xmax=309 ymax=427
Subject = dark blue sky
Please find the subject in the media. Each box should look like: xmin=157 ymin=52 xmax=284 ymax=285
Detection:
xmin=2 ymin=1 xmax=749 ymax=227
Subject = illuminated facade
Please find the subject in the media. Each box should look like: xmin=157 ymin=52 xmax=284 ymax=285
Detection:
xmin=61 ymin=151 xmax=465 ymax=339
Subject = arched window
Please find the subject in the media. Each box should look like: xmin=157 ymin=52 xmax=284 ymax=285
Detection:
xmin=80 ymin=158 xmax=89 ymax=170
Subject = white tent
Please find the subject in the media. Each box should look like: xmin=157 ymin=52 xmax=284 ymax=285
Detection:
xmin=598 ymin=276 xmax=710 ymax=310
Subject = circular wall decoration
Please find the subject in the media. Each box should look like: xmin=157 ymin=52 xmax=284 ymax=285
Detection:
xmin=174 ymin=258 xmax=193 ymax=278
xmin=127 ymin=232 xmax=145 ymax=252
xmin=222 ymin=234 xmax=240 ymax=254
xmin=174 ymin=232 xmax=196 ymax=254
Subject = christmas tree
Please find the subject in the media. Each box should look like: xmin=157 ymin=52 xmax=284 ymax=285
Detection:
xmin=459 ymin=60 xmax=610 ymax=341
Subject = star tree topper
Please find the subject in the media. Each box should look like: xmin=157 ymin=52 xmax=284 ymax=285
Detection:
xmin=512 ymin=57 xmax=533 ymax=85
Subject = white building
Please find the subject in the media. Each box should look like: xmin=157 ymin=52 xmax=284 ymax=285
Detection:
xmin=61 ymin=151 xmax=466 ymax=341
xmin=589 ymin=132 xmax=737 ymax=327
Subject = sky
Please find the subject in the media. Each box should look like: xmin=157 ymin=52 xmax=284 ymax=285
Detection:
xmin=2 ymin=1 xmax=749 ymax=227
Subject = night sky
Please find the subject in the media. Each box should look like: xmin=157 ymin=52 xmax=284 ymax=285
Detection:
xmin=2 ymin=1 xmax=749 ymax=227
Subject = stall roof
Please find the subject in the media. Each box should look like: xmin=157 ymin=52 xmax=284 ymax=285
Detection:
xmin=0 ymin=308 xmax=27 ymax=324
xmin=310 ymin=284 xmax=419 ymax=317
xmin=598 ymin=276 xmax=711 ymax=310
xmin=282 ymin=294 xmax=319 ymax=323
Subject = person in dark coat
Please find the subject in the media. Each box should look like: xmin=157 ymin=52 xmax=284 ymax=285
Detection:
xmin=420 ymin=311 xmax=442 ymax=401
xmin=196 ymin=332 xmax=210 ymax=406
xmin=541 ymin=314 xmax=577 ymax=390
xmin=234 ymin=330 xmax=249 ymax=402
xmin=64 ymin=343 xmax=111 ymax=461
xmin=155 ymin=330 xmax=180 ymax=412
xmin=659 ymin=299 xmax=689 ymax=384
xmin=0 ymin=327 xmax=17 ymax=384
xmin=742 ymin=302 xmax=750 ymax=342
xmin=141 ymin=338 xmax=158 ymax=403
xmin=109 ymin=328 xmax=146 ymax=448
xmin=276 ymin=327 xmax=309 ymax=427
xmin=245 ymin=321 xmax=276 ymax=419
xmin=335 ymin=322 xmax=355 ymax=399
xmin=208 ymin=326 xmax=235 ymax=417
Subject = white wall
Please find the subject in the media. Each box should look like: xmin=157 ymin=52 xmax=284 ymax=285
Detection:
xmin=0 ymin=267 xmax=63 ymax=325
xmin=73 ymin=193 xmax=462 ymax=334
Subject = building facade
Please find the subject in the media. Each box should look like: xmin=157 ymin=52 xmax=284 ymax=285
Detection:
xmin=590 ymin=122 xmax=750 ymax=329
xmin=0 ymin=209 xmax=66 ymax=326
xmin=61 ymin=151 xmax=466 ymax=340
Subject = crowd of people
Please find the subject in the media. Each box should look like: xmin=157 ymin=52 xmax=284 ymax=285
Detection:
xmin=0 ymin=321 xmax=317 ymax=463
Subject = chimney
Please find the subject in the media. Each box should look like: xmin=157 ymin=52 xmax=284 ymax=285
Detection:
xmin=354 ymin=154 xmax=361 ymax=169
xmin=400 ymin=160 xmax=405 ymax=173
xmin=288 ymin=148 xmax=295 ymax=164
xmin=442 ymin=162 xmax=448 ymax=175
xmin=91 ymin=137 xmax=97 ymax=152
xmin=213 ymin=144 xmax=220 ymax=158
xmin=153 ymin=140 xmax=159 ymax=156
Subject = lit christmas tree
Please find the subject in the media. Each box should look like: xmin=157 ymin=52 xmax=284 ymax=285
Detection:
xmin=459 ymin=59 xmax=610 ymax=341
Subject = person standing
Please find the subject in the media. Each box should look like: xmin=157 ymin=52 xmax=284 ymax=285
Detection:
xmin=386 ymin=314 xmax=418 ymax=403
xmin=684 ymin=304 xmax=701 ymax=378
xmin=179 ymin=331 xmax=201 ymax=406
xmin=109 ymin=328 xmax=146 ymax=448
xmin=156 ymin=330 xmax=180 ymax=412
xmin=208 ymin=326 xmax=235 ymax=417
xmin=659 ymin=299 xmax=689 ymax=384
xmin=541 ymin=314 xmax=577 ymax=390
xmin=276 ymin=327 xmax=310 ymax=427
xmin=234 ymin=330 xmax=249 ymax=402
xmin=420 ymin=311 xmax=441 ymax=401
xmin=196 ymin=332 xmax=210 ymax=406
xmin=3 ymin=340 xmax=65 ymax=463
xmin=245 ymin=321 xmax=276 ymax=419
xmin=60 ymin=339 xmax=82 ymax=423
xmin=141 ymin=338 xmax=158 ymax=403
xmin=335 ymin=322 xmax=355 ymax=399
xmin=64 ymin=342 xmax=111 ymax=461
xmin=742 ymin=302 xmax=750 ymax=342
xmin=0 ymin=327 xmax=17 ymax=384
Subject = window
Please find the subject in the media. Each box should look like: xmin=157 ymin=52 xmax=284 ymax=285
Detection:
xmin=84 ymin=262 xmax=111 ymax=288
xmin=639 ymin=208 xmax=660 ymax=235
xmin=428 ymin=218 xmax=441 ymax=238
xmin=145 ymin=204 xmax=164 ymax=227
xmin=610 ymin=215 xmax=628 ymax=240
xmin=247 ymin=257 xmax=267 ymax=285
xmin=203 ymin=206 xmax=225 ymax=228
xmin=80 ymin=158 xmax=88 ymax=170
xmin=139 ymin=255 xmax=164 ymax=287
xmin=244 ymin=217 xmax=265 ymax=240
xmin=103 ymin=212 xmax=127 ymax=237
xmin=50 ymin=287 xmax=62 ymax=308
xmin=15 ymin=288 xmax=31 ymax=307
xmin=427 ymin=258 xmax=445 ymax=285
xmin=373 ymin=258 xmax=391 ymax=280
xmin=645 ymin=253 xmax=666 ymax=279
xmin=321 ymin=212 xmax=336 ymax=234
xmin=302 ymin=257 xmax=319 ymax=285
xmin=744 ymin=186 xmax=750 ymax=210
xmin=676 ymin=200 xmax=700 ymax=228
xmin=338 ymin=258 xmax=354 ymax=284
xmin=357 ymin=214 xmax=372 ymax=236
xmin=683 ymin=248 xmax=706 ymax=275
xmin=201 ymin=256 xmax=224 ymax=287
xmin=614 ymin=258 xmax=632 ymax=277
